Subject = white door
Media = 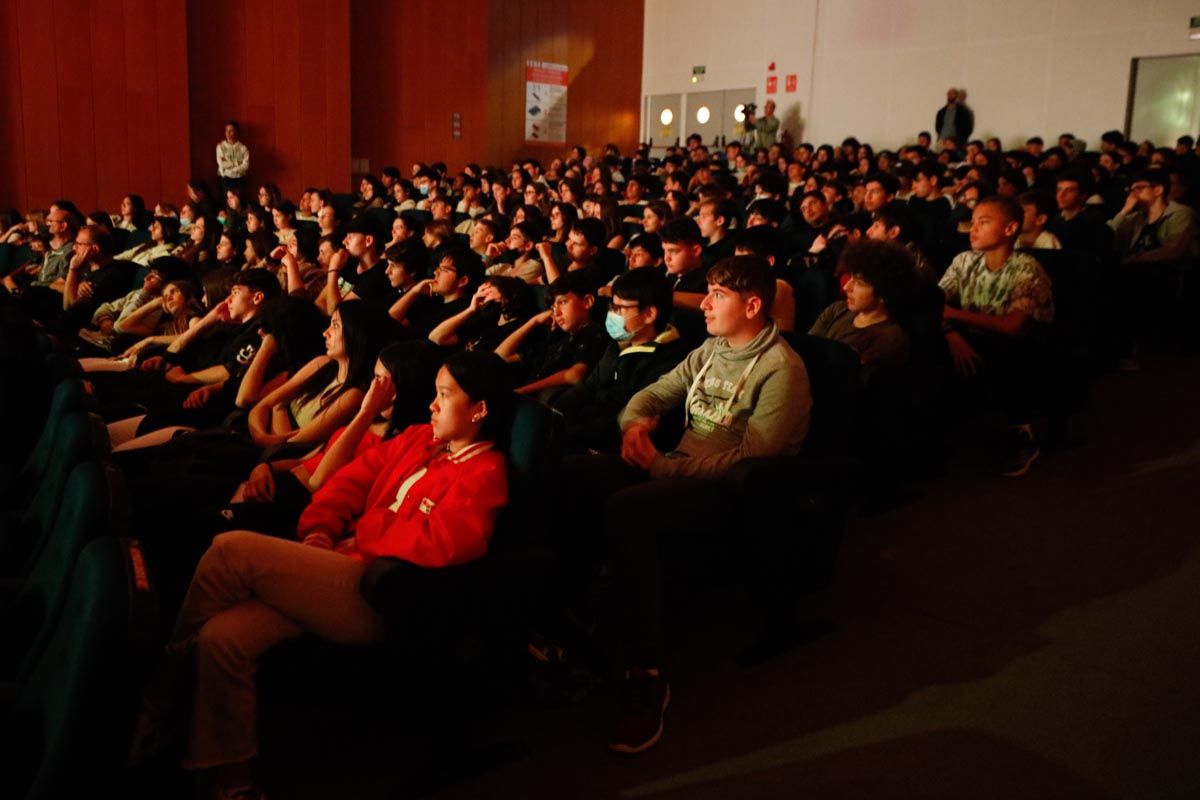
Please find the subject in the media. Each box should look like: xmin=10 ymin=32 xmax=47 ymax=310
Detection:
xmin=646 ymin=94 xmax=683 ymax=154
xmin=684 ymin=90 xmax=724 ymax=148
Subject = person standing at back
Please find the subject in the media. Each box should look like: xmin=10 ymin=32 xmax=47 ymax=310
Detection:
xmin=217 ymin=120 xmax=250 ymax=194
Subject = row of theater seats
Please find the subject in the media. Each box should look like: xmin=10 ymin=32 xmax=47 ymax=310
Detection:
xmin=0 ymin=345 xmax=158 ymax=800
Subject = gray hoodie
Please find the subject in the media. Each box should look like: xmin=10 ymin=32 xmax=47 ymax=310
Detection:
xmin=618 ymin=322 xmax=811 ymax=479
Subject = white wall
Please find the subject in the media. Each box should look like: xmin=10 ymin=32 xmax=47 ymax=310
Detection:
xmin=642 ymin=0 xmax=1200 ymax=150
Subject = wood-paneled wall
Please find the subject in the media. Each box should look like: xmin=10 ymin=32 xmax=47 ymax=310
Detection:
xmin=0 ymin=0 xmax=191 ymax=213
xmin=350 ymin=0 xmax=489 ymax=179
xmin=485 ymin=0 xmax=644 ymax=166
xmin=187 ymin=0 xmax=352 ymax=202
xmin=0 ymin=0 xmax=644 ymax=214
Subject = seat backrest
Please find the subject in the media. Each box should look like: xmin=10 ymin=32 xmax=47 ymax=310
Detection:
xmin=9 ymin=461 xmax=119 ymax=678
xmin=124 ymin=228 xmax=151 ymax=249
xmin=4 ymin=536 xmax=158 ymax=800
xmin=11 ymin=413 xmax=97 ymax=573
xmin=491 ymin=395 xmax=562 ymax=553
xmin=780 ymin=331 xmax=860 ymax=458
xmin=8 ymin=380 xmax=86 ymax=505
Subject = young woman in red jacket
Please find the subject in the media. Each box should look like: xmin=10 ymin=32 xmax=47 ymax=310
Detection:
xmin=131 ymin=350 xmax=513 ymax=800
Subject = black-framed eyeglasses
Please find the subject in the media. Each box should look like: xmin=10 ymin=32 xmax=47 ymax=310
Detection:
xmin=611 ymin=302 xmax=641 ymax=314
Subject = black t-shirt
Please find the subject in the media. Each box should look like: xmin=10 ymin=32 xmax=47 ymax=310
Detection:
xmin=520 ymin=321 xmax=610 ymax=381
xmin=669 ymin=265 xmax=711 ymax=346
xmin=219 ymin=320 xmax=265 ymax=380
xmin=407 ymin=295 xmax=469 ymax=338
xmin=84 ymin=260 xmax=137 ymax=305
xmin=701 ymin=236 xmax=736 ymax=269
xmin=348 ymin=258 xmax=392 ymax=303
xmin=458 ymin=307 xmax=524 ymax=352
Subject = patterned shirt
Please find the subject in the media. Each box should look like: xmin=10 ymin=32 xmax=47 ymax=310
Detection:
xmin=938 ymin=249 xmax=1054 ymax=324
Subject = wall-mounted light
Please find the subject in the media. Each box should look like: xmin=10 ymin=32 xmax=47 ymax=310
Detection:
xmin=660 ymin=108 xmax=674 ymax=126
xmin=734 ymin=104 xmax=746 ymax=123
xmin=696 ymin=106 xmax=711 ymax=124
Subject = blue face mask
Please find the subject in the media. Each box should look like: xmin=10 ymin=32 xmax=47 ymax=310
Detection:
xmin=605 ymin=310 xmax=634 ymax=341
xmin=419 ymin=183 xmax=431 ymax=196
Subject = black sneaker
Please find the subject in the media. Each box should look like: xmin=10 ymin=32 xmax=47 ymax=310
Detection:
xmin=998 ymin=427 xmax=1040 ymax=477
xmin=609 ymin=668 xmax=670 ymax=754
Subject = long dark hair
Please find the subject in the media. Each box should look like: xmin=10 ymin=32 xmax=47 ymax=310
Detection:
xmin=377 ymin=340 xmax=442 ymax=438
xmin=258 ymin=296 xmax=326 ymax=373
xmin=443 ymin=350 xmax=513 ymax=447
xmin=294 ymin=299 xmax=380 ymax=413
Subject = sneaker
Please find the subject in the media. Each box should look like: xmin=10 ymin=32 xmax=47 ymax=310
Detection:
xmin=214 ymin=784 xmax=266 ymax=800
xmin=998 ymin=426 xmax=1040 ymax=477
xmin=609 ymin=668 xmax=670 ymax=754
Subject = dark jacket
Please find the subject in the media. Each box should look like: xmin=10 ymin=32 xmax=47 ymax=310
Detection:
xmin=553 ymin=325 xmax=688 ymax=453
xmin=935 ymin=102 xmax=974 ymax=142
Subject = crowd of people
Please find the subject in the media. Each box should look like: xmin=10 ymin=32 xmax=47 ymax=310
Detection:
xmin=3 ymin=115 xmax=1198 ymax=799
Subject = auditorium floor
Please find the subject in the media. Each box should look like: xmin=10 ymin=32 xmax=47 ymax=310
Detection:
xmin=251 ymin=354 xmax=1200 ymax=799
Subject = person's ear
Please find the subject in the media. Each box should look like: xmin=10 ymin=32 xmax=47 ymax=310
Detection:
xmin=252 ymin=290 xmax=266 ymax=305
xmin=470 ymin=400 xmax=488 ymax=424
xmin=642 ymin=305 xmax=659 ymax=326
xmin=744 ymin=295 xmax=763 ymax=319
xmin=1004 ymin=219 xmax=1020 ymax=238
xmin=456 ymin=275 xmax=470 ymax=291
xmin=583 ymin=293 xmax=595 ymax=309
xmin=888 ymin=225 xmax=901 ymax=240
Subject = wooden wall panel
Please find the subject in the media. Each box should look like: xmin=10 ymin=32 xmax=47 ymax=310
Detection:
xmin=350 ymin=0 xmax=490 ymax=179
xmin=0 ymin=0 xmax=190 ymax=213
xmin=0 ymin=0 xmax=30 ymax=214
xmin=187 ymin=0 xmax=352 ymax=202
xmin=484 ymin=0 xmax=644 ymax=166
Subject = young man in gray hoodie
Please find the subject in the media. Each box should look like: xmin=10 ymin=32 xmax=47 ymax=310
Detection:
xmin=601 ymin=255 xmax=812 ymax=754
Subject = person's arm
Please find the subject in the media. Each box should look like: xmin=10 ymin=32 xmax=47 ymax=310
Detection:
xmin=235 ymin=333 xmax=279 ymax=408
xmin=387 ymin=278 xmax=436 ymax=325
xmin=516 ymin=362 xmax=590 ymax=395
xmin=282 ymin=386 xmax=365 ymax=447
xmin=649 ymin=360 xmax=811 ymax=480
xmin=495 ymin=309 xmax=552 ymax=361
xmin=428 ymin=285 xmax=489 ymax=346
xmin=271 ymin=246 xmax=306 ymax=297
xmin=62 ymin=251 xmax=92 ymax=309
xmin=167 ymin=297 xmax=231 ymax=354
xmin=297 ymin=429 xmax=415 ymax=547
xmin=351 ymin=453 xmax=508 ymax=567
xmin=943 ymin=305 xmax=1029 ymax=338
xmin=233 ymin=142 xmax=250 ymax=177
xmin=246 ymin=355 xmax=331 ymax=446
xmin=323 ymin=248 xmax=352 ymax=314
xmin=164 ymin=363 xmax=230 ymax=385
xmin=617 ymin=344 xmax=705 ymax=430
xmin=113 ymin=296 xmax=163 ymax=337
xmin=307 ymin=373 xmax=394 ymax=491
xmin=535 ymin=241 xmax=562 ymax=284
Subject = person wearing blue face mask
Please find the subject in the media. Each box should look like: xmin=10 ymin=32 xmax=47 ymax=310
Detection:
xmin=552 ymin=269 xmax=686 ymax=454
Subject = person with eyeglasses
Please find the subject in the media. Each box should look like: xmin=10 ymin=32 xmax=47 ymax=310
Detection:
xmin=1109 ymin=167 xmax=1200 ymax=369
xmin=553 ymin=268 xmax=686 ymax=454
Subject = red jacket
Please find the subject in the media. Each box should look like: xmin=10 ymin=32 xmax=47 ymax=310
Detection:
xmin=297 ymin=424 xmax=508 ymax=567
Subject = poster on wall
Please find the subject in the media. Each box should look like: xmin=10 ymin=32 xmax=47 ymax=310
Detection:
xmin=525 ymin=61 xmax=568 ymax=144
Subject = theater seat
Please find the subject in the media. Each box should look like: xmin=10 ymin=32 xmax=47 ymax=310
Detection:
xmin=0 ymin=412 xmax=110 ymax=577
xmin=0 ymin=379 xmax=87 ymax=509
xmin=358 ymin=395 xmax=563 ymax=658
xmin=0 ymin=537 xmax=158 ymax=800
xmin=1 ymin=460 xmax=127 ymax=679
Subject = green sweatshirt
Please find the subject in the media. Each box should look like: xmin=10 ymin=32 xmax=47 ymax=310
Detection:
xmin=618 ymin=322 xmax=811 ymax=479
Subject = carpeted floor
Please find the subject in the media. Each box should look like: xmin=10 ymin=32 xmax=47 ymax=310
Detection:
xmin=247 ymin=354 xmax=1200 ymax=799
